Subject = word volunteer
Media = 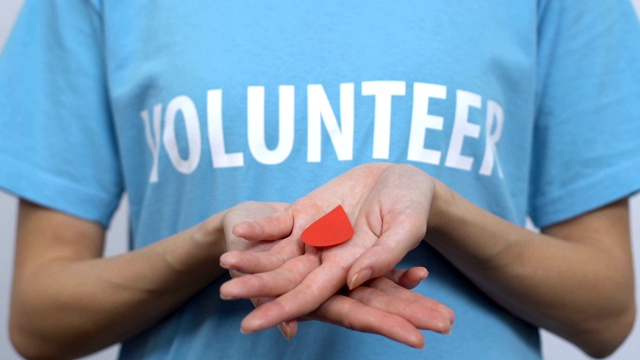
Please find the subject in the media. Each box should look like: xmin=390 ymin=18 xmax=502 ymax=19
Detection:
xmin=140 ymin=81 xmax=505 ymax=183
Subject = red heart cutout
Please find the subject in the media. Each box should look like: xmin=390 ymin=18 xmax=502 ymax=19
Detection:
xmin=301 ymin=205 xmax=354 ymax=247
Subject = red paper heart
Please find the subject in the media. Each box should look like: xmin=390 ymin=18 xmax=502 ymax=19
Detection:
xmin=301 ymin=205 xmax=354 ymax=247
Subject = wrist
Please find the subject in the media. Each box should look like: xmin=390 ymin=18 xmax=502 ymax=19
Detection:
xmin=192 ymin=210 xmax=228 ymax=258
xmin=427 ymin=178 xmax=458 ymax=235
xmin=157 ymin=210 xmax=229 ymax=282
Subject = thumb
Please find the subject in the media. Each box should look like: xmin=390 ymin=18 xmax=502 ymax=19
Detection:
xmin=347 ymin=228 xmax=422 ymax=290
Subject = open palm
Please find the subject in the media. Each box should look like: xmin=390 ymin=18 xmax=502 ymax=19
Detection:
xmin=220 ymin=163 xmax=454 ymax=343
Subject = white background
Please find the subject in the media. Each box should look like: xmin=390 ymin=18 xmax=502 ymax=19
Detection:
xmin=1 ymin=1 xmax=639 ymax=359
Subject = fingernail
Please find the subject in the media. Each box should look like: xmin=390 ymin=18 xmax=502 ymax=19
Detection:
xmin=349 ymin=269 xmax=372 ymax=289
xmin=219 ymin=286 xmax=234 ymax=300
xmin=413 ymin=335 xmax=426 ymax=349
xmin=220 ymin=291 xmax=238 ymax=300
xmin=278 ymin=322 xmax=292 ymax=340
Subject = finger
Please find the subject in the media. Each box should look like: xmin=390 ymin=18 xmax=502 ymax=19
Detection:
xmin=220 ymin=253 xmax=320 ymax=299
xmin=233 ymin=210 xmax=293 ymax=241
xmin=240 ymin=262 xmax=346 ymax=333
xmin=368 ymin=277 xmax=455 ymax=325
xmin=385 ymin=267 xmax=429 ymax=289
xmin=349 ymin=279 xmax=453 ymax=334
xmin=277 ymin=320 xmax=298 ymax=340
xmin=372 ymin=277 xmax=455 ymax=324
xmin=348 ymin=224 xmax=424 ymax=289
xmin=309 ymin=294 xmax=425 ymax=349
xmin=233 ymin=201 xmax=329 ymax=242
xmin=220 ymin=237 xmax=307 ymax=273
xmin=228 ymin=269 xmax=245 ymax=279
xmin=250 ymin=297 xmax=299 ymax=340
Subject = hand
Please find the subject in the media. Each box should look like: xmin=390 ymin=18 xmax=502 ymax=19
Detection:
xmin=291 ymin=267 xmax=453 ymax=349
xmin=221 ymin=201 xmax=291 ymax=254
xmin=220 ymin=200 xmax=452 ymax=348
xmin=220 ymin=164 xmax=452 ymax=336
xmin=220 ymin=201 xmax=304 ymax=339
xmin=239 ymin=266 xmax=452 ymax=349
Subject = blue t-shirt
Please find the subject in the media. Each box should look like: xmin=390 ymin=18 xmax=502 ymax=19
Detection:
xmin=2 ymin=1 xmax=640 ymax=359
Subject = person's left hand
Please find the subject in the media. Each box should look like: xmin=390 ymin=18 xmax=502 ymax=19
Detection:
xmin=247 ymin=266 xmax=449 ymax=348
xmin=220 ymin=163 xmax=453 ymax=337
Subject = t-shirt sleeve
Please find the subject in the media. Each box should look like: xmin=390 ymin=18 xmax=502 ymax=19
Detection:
xmin=528 ymin=0 xmax=640 ymax=228
xmin=0 ymin=0 xmax=123 ymax=227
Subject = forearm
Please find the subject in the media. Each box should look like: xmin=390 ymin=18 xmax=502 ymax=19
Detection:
xmin=10 ymin=211 xmax=227 ymax=359
xmin=428 ymin=181 xmax=635 ymax=357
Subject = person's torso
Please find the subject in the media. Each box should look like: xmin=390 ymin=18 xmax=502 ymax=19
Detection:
xmin=99 ymin=2 xmax=541 ymax=359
